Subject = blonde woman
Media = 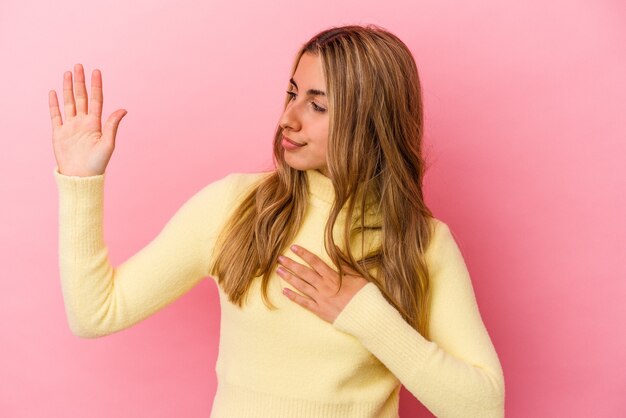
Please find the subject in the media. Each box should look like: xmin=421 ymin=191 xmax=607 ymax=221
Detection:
xmin=50 ymin=24 xmax=505 ymax=418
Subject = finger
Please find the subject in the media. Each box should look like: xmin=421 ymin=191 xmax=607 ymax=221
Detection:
xmin=49 ymin=90 xmax=63 ymax=129
xmin=90 ymin=69 xmax=103 ymax=119
xmin=63 ymin=70 xmax=76 ymax=118
xmin=278 ymin=255 xmax=320 ymax=287
xmin=102 ymin=109 xmax=128 ymax=147
xmin=290 ymin=245 xmax=338 ymax=279
xmin=277 ymin=267 xmax=317 ymax=296
xmin=282 ymin=286 xmax=318 ymax=311
xmin=73 ymin=63 xmax=88 ymax=114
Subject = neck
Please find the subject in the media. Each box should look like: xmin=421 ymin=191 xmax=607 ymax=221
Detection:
xmin=305 ymin=168 xmax=334 ymax=204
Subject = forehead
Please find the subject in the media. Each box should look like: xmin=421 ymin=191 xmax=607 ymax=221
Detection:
xmin=293 ymin=52 xmax=325 ymax=86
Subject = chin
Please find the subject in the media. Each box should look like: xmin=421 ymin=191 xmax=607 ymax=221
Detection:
xmin=286 ymin=163 xmax=324 ymax=174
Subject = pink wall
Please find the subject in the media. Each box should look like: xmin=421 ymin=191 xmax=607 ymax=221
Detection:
xmin=1 ymin=0 xmax=624 ymax=416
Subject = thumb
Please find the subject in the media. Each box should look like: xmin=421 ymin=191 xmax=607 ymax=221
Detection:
xmin=102 ymin=109 xmax=128 ymax=147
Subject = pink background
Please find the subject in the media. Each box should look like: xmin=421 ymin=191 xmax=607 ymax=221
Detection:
xmin=1 ymin=0 xmax=625 ymax=416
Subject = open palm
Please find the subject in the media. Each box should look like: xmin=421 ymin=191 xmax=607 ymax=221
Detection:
xmin=49 ymin=63 xmax=127 ymax=177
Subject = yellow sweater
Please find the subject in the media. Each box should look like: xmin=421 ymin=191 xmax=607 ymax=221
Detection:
xmin=53 ymin=166 xmax=505 ymax=418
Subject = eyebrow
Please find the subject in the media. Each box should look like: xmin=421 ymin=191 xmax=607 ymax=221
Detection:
xmin=289 ymin=78 xmax=326 ymax=97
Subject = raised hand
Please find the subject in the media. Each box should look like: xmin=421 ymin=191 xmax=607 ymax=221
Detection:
xmin=49 ymin=63 xmax=127 ymax=177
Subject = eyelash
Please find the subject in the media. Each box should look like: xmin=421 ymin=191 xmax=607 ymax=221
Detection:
xmin=285 ymin=90 xmax=327 ymax=113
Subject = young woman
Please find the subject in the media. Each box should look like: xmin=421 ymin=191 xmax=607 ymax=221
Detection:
xmin=50 ymin=24 xmax=504 ymax=418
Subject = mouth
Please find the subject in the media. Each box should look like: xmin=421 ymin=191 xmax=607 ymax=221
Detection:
xmin=283 ymin=136 xmax=306 ymax=147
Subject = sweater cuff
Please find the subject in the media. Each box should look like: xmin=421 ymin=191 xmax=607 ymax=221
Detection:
xmin=331 ymin=282 xmax=433 ymax=370
xmin=53 ymin=166 xmax=107 ymax=256
xmin=53 ymin=166 xmax=106 ymax=211
xmin=53 ymin=166 xmax=105 ymax=190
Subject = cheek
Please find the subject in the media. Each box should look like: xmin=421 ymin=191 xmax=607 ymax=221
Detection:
xmin=310 ymin=135 xmax=328 ymax=152
xmin=306 ymin=119 xmax=329 ymax=150
xmin=312 ymin=126 xmax=329 ymax=145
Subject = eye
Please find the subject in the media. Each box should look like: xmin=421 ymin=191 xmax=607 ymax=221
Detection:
xmin=285 ymin=90 xmax=327 ymax=113
xmin=311 ymin=102 xmax=327 ymax=113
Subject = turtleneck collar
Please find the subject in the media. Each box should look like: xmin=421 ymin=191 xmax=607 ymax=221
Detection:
xmin=305 ymin=169 xmax=335 ymax=204
xmin=304 ymin=169 xmax=379 ymax=210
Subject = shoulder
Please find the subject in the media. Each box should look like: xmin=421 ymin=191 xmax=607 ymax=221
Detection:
xmin=197 ymin=170 xmax=271 ymax=196
xmin=428 ymin=217 xmax=452 ymax=245
xmin=425 ymin=218 xmax=464 ymax=273
xmin=173 ymin=171 xmax=269 ymax=214
xmin=223 ymin=170 xmax=274 ymax=201
xmin=174 ymin=171 xmax=272 ymax=227
xmin=229 ymin=170 xmax=274 ymax=188
xmin=195 ymin=170 xmax=273 ymax=209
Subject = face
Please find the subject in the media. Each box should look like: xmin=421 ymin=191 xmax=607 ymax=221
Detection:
xmin=279 ymin=52 xmax=330 ymax=177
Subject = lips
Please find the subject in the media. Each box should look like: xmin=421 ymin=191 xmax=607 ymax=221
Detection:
xmin=283 ymin=136 xmax=305 ymax=146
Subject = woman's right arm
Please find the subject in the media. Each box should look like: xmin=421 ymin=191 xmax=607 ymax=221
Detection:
xmin=53 ymin=167 xmax=235 ymax=338
xmin=49 ymin=63 xmax=236 ymax=338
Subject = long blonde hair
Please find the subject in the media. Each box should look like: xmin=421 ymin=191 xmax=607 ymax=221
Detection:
xmin=209 ymin=24 xmax=436 ymax=339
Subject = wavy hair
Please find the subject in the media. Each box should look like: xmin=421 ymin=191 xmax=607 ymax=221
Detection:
xmin=209 ymin=24 xmax=436 ymax=338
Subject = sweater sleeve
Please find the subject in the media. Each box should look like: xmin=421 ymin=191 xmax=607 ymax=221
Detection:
xmin=53 ymin=166 xmax=237 ymax=338
xmin=331 ymin=220 xmax=505 ymax=417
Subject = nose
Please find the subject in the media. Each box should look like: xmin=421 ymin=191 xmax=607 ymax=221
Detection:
xmin=279 ymin=99 xmax=302 ymax=132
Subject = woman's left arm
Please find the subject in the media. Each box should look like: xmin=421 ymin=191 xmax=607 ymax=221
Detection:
xmin=277 ymin=220 xmax=504 ymax=417
xmin=330 ymin=221 xmax=505 ymax=417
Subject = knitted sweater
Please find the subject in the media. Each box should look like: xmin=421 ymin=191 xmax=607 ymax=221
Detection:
xmin=53 ymin=166 xmax=505 ymax=418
